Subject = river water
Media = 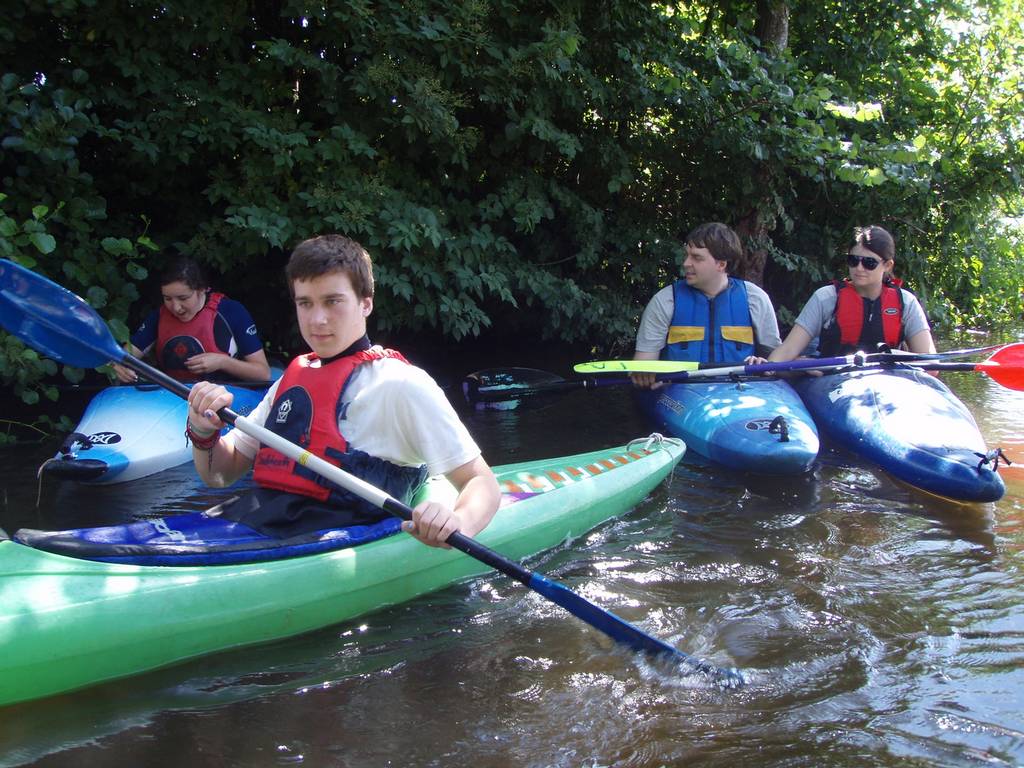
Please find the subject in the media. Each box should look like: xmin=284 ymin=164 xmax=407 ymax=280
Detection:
xmin=1 ymin=340 xmax=1022 ymax=767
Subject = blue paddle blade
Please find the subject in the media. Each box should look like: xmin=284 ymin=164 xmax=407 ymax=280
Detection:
xmin=0 ymin=259 xmax=124 ymax=369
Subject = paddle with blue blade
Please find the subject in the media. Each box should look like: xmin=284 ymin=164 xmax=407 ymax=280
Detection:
xmin=0 ymin=259 xmax=744 ymax=687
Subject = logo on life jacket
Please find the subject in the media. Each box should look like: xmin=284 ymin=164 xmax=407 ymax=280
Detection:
xmin=275 ymin=398 xmax=292 ymax=424
xmin=266 ymin=386 xmax=314 ymax=448
xmin=161 ymin=335 xmax=204 ymax=371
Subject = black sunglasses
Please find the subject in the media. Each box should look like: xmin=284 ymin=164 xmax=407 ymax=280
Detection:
xmin=846 ymin=254 xmax=880 ymax=271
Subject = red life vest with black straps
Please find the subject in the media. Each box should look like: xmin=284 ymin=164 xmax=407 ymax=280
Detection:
xmin=253 ymin=346 xmax=410 ymax=501
xmin=819 ymin=279 xmax=904 ymax=356
xmin=155 ymin=291 xmax=228 ymax=381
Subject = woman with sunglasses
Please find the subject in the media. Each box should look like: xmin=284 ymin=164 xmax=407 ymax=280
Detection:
xmin=112 ymin=257 xmax=272 ymax=383
xmin=761 ymin=225 xmax=936 ymax=363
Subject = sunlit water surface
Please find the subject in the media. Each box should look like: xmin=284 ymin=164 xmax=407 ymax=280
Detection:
xmin=1 ymin=340 xmax=1022 ymax=768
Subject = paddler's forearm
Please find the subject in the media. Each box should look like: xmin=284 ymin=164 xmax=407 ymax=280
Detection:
xmin=192 ymin=432 xmax=253 ymax=487
xmin=453 ymin=481 xmax=500 ymax=538
xmin=214 ymin=350 xmax=272 ymax=383
xmin=449 ymin=457 xmax=501 ymax=538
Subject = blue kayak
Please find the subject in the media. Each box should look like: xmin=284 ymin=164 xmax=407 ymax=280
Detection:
xmin=40 ymin=381 xmax=273 ymax=484
xmin=639 ymin=379 xmax=819 ymax=475
xmin=792 ymin=366 xmax=1005 ymax=503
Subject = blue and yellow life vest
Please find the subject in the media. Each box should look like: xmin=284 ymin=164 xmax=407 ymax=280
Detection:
xmin=663 ymin=278 xmax=755 ymax=364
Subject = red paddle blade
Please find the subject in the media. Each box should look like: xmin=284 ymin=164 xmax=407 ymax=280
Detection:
xmin=977 ymin=359 xmax=1024 ymax=391
xmin=986 ymin=342 xmax=1024 ymax=367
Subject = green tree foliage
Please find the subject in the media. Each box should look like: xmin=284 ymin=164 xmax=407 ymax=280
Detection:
xmin=1 ymin=0 xmax=1021 ymax=415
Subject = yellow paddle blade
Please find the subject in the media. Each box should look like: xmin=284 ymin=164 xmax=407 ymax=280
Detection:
xmin=573 ymin=360 xmax=701 ymax=374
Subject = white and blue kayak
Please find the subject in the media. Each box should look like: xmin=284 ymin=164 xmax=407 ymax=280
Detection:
xmin=639 ymin=379 xmax=819 ymax=475
xmin=792 ymin=366 xmax=1005 ymax=503
xmin=40 ymin=381 xmax=273 ymax=484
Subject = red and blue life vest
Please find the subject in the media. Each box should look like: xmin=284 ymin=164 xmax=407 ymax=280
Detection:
xmin=663 ymin=277 xmax=755 ymax=364
xmin=819 ymin=279 xmax=904 ymax=356
xmin=155 ymin=291 xmax=228 ymax=381
xmin=252 ymin=347 xmax=425 ymax=509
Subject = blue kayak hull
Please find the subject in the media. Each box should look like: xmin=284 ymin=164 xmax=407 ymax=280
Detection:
xmin=792 ymin=367 xmax=1005 ymax=503
xmin=640 ymin=379 xmax=819 ymax=475
xmin=42 ymin=382 xmax=271 ymax=484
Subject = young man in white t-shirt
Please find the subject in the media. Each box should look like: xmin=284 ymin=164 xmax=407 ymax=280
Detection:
xmin=185 ymin=235 xmax=499 ymax=548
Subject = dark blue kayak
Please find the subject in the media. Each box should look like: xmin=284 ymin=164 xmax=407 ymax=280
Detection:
xmin=639 ymin=379 xmax=819 ymax=475
xmin=792 ymin=366 xmax=1005 ymax=503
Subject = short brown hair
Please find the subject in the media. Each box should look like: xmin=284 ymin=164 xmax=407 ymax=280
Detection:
xmin=286 ymin=235 xmax=375 ymax=298
xmin=686 ymin=222 xmax=743 ymax=266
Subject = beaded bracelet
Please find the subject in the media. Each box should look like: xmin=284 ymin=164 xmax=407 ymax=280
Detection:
xmin=185 ymin=422 xmax=221 ymax=451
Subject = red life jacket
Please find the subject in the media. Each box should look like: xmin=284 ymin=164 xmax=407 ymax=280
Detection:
xmin=253 ymin=347 xmax=410 ymax=501
xmin=155 ymin=291 xmax=228 ymax=381
xmin=820 ymin=279 xmax=904 ymax=356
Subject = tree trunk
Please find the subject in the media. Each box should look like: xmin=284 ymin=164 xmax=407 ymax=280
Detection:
xmin=737 ymin=1 xmax=789 ymax=286
xmin=756 ymin=0 xmax=790 ymax=53
xmin=733 ymin=164 xmax=774 ymax=287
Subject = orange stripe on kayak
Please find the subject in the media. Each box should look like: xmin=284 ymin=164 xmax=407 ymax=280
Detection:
xmin=500 ymin=480 xmax=523 ymax=494
xmin=525 ymin=474 xmax=547 ymax=490
xmin=546 ymin=470 xmax=565 ymax=482
xmin=565 ymin=466 xmax=584 ymax=478
xmin=599 ymin=459 xmax=617 ymax=470
xmin=585 ymin=464 xmax=601 ymax=474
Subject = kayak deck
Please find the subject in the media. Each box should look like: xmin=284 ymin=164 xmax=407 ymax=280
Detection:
xmin=40 ymin=381 xmax=273 ymax=485
xmin=0 ymin=436 xmax=684 ymax=707
xmin=792 ymin=366 xmax=1005 ymax=503
xmin=641 ymin=379 xmax=819 ymax=475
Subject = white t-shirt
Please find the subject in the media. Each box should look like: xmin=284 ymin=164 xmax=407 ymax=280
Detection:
xmin=634 ymin=280 xmax=782 ymax=357
xmin=793 ymin=285 xmax=931 ymax=354
xmin=233 ymin=357 xmax=480 ymax=477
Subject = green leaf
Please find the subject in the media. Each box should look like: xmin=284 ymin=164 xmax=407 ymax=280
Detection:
xmin=62 ymin=365 xmax=85 ymax=384
xmin=126 ymin=261 xmax=149 ymax=280
xmin=28 ymin=232 xmax=56 ymax=254
xmin=100 ymin=237 xmax=134 ymax=256
xmin=136 ymin=235 xmax=159 ymax=252
xmin=108 ymin=317 xmax=130 ymax=343
xmin=86 ymin=285 xmax=110 ymax=308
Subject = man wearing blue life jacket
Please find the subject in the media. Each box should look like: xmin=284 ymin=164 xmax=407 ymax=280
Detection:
xmin=632 ymin=222 xmax=781 ymax=387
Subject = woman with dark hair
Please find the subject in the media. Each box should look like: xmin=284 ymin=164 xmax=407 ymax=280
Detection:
xmin=763 ymin=225 xmax=936 ymax=362
xmin=113 ymin=257 xmax=271 ymax=383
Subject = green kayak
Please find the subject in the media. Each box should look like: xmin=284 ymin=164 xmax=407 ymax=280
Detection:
xmin=0 ymin=436 xmax=684 ymax=707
